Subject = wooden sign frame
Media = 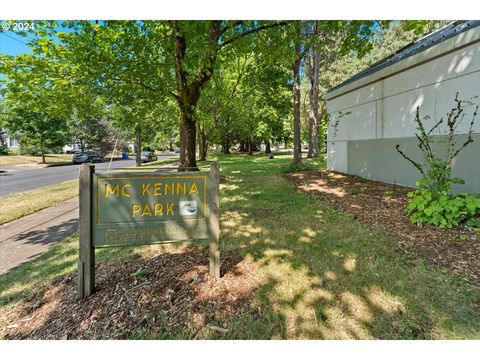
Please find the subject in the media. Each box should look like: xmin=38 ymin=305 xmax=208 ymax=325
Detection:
xmin=77 ymin=162 xmax=220 ymax=299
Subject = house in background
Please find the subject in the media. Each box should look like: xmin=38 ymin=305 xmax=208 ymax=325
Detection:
xmin=0 ymin=128 xmax=20 ymax=152
xmin=325 ymin=20 xmax=480 ymax=194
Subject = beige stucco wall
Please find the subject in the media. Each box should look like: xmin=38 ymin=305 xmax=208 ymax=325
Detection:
xmin=326 ymin=26 xmax=480 ymax=193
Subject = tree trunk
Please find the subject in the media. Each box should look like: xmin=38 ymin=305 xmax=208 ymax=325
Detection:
xmin=265 ymin=140 xmax=271 ymax=154
xmin=40 ymin=144 xmax=46 ymax=164
xmin=307 ymin=37 xmax=320 ymax=158
xmin=202 ymin=138 xmax=208 ymax=161
xmin=319 ymin=105 xmax=327 ymax=153
xmin=248 ymin=140 xmax=253 ymax=155
xmin=198 ymin=122 xmax=207 ymax=161
xmin=222 ymin=137 xmax=230 ymax=154
xmin=292 ymin=43 xmax=302 ymax=165
xmin=179 ymin=111 xmax=198 ymax=171
xmin=172 ymin=21 xmax=220 ymax=172
xmin=134 ymin=130 xmax=141 ymax=167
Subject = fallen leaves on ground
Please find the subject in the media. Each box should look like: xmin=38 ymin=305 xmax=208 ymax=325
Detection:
xmin=2 ymin=248 xmax=262 ymax=339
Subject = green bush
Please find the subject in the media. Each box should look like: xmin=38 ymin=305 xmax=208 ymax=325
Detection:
xmin=19 ymin=145 xmax=42 ymax=156
xmin=280 ymin=161 xmax=318 ymax=173
xmin=396 ymin=94 xmax=480 ymax=229
xmin=49 ymin=146 xmax=65 ymax=154
xmin=407 ymin=179 xmax=480 ymax=228
xmin=0 ymin=145 xmax=11 ymax=155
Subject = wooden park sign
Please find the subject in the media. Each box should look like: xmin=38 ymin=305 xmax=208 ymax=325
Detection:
xmin=78 ymin=163 xmax=220 ymax=298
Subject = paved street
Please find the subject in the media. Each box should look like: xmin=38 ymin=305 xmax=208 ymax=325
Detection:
xmin=0 ymin=160 xmax=179 ymax=274
xmin=0 ymin=154 xmax=177 ymax=196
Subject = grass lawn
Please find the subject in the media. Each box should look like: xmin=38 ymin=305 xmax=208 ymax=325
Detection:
xmin=138 ymin=157 xmax=179 ymax=169
xmin=0 ymin=153 xmax=479 ymax=339
xmin=0 ymin=154 xmax=73 ymax=166
xmin=0 ymin=180 xmax=78 ymax=225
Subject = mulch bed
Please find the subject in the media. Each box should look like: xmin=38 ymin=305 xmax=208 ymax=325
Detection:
xmin=283 ymin=170 xmax=480 ymax=284
xmin=2 ymin=248 xmax=262 ymax=339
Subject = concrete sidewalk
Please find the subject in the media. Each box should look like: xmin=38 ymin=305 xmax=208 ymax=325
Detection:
xmin=0 ymin=197 xmax=79 ymax=275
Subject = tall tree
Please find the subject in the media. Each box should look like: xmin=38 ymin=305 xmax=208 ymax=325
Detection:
xmin=277 ymin=21 xmax=389 ymax=164
xmin=292 ymin=23 xmax=305 ymax=164
xmin=28 ymin=20 xmax=288 ymax=170
xmin=1 ymin=106 xmax=69 ymax=163
xmin=169 ymin=21 xmax=287 ymax=170
xmin=0 ymin=53 xmax=71 ymax=162
xmin=307 ymin=21 xmax=321 ymax=158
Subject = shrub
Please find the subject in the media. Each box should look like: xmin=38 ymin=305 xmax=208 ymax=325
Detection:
xmin=396 ymin=93 xmax=479 ymax=228
xmin=0 ymin=145 xmax=11 ymax=155
xmin=49 ymin=146 xmax=65 ymax=154
xmin=280 ymin=161 xmax=318 ymax=173
xmin=406 ymin=180 xmax=480 ymax=228
xmin=19 ymin=145 xmax=43 ymax=156
xmin=348 ymin=187 xmax=367 ymax=195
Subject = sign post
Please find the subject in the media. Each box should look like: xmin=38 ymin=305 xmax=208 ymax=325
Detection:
xmin=78 ymin=163 xmax=95 ymax=298
xmin=209 ymin=162 xmax=220 ymax=279
xmin=78 ymin=162 xmax=220 ymax=299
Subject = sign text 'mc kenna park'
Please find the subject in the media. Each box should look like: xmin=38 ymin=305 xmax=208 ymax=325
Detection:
xmin=78 ymin=163 xmax=220 ymax=298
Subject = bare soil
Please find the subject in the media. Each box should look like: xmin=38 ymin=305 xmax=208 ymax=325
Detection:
xmin=283 ymin=170 xmax=480 ymax=283
xmin=2 ymin=248 xmax=262 ymax=339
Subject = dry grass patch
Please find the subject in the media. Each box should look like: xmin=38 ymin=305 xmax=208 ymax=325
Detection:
xmin=0 ymin=154 xmax=73 ymax=167
xmin=0 ymin=180 xmax=78 ymax=224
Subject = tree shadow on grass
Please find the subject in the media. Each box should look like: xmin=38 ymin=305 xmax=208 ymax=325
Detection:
xmin=1 ymin=154 xmax=479 ymax=339
xmin=214 ymin=154 xmax=480 ymax=339
xmin=0 ymin=232 xmax=136 ymax=310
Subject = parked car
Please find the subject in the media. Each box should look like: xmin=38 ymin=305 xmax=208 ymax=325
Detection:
xmin=140 ymin=151 xmax=158 ymax=163
xmin=73 ymin=151 xmax=104 ymax=164
xmin=65 ymin=148 xmax=81 ymax=154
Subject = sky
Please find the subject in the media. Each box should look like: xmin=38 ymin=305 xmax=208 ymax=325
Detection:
xmin=0 ymin=21 xmax=76 ymax=56
xmin=0 ymin=30 xmax=33 ymax=56
xmin=0 ymin=20 xmax=383 ymax=58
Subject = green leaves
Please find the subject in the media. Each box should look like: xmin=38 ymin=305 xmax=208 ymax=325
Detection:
xmin=407 ymin=186 xmax=480 ymax=229
xmin=131 ymin=268 xmax=150 ymax=278
xmin=1 ymin=20 xmax=449 ymax=167
xmin=396 ymin=91 xmax=480 ymax=229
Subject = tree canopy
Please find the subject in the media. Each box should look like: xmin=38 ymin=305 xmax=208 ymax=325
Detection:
xmin=0 ymin=20 xmax=437 ymax=166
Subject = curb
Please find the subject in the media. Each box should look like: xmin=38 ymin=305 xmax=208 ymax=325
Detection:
xmin=45 ymin=162 xmax=76 ymax=167
xmin=45 ymin=157 xmax=125 ymax=167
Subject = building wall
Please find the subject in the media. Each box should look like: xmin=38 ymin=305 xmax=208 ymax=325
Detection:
xmin=345 ymin=135 xmax=480 ymax=193
xmin=326 ymin=33 xmax=480 ymax=194
xmin=7 ymin=137 xmax=20 ymax=150
xmin=0 ymin=128 xmax=20 ymax=151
